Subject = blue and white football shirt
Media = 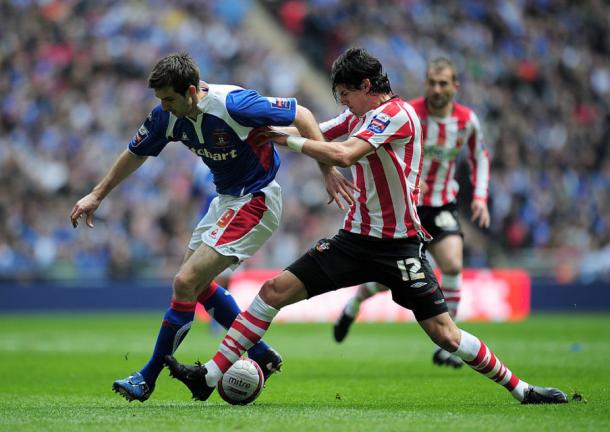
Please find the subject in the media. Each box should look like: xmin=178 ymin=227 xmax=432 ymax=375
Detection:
xmin=129 ymin=84 xmax=297 ymax=196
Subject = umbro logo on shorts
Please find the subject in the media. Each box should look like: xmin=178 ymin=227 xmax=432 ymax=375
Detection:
xmin=315 ymin=240 xmax=330 ymax=253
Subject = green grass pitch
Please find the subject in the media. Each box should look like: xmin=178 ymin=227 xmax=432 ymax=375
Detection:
xmin=1 ymin=313 xmax=609 ymax=432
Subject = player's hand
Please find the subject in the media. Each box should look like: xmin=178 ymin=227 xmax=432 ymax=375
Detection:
xmin=418 ymin=179 xmax=429 ymax=194
xmin=251 ymin=127 xmax=288 ymax=147
xmin=471 ymin=198 xmax=490 ymax=228
xmin=321 ymin=167 xmax=359 ymax=210
xmin=70 ymin=193 xmax=102 ymax=228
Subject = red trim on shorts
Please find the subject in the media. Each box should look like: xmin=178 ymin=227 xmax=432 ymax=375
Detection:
xmin=216 ymin=194 xmax=267 ymax=246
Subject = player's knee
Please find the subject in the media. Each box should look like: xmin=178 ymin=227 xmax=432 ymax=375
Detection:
xmin=431 ymin=324 xmax=460 ymax=352
xmin=260 ymin=278 xmax=288 ymax=309
xmin=441 ymin=261 xmax=462 ymax=276
xmin=436 ymin=328 xmax=460 ymax=352
xmin=172 ymin=272 xmax=198 ymax=299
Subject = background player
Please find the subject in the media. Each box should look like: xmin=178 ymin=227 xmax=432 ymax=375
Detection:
xmin=165 ymin=48 xmax=567 ymax=405
xmin=333 ymin=58 xmax=490 ymax=368
xmin=70 ymin=52 xmax=353 ymax=402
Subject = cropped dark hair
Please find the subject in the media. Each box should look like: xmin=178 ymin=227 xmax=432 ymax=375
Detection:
xmin=330 ymin=48 xmax=392 ymax=99
xmin=427 ymin=57 xmax=457 ymax=82
xmin=148 ymin=53 xmax=200 ymax=95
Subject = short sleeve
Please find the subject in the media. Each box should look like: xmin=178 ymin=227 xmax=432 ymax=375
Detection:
xmin=354 ymin=104 xmax=413 ymax=149
xmin=226 ymin=89 xmax=297 ymax=127
xmin=319 ymin=109 xmax=353 ymax=141
xmin=128 ymin=105 xmax=171 ymax=156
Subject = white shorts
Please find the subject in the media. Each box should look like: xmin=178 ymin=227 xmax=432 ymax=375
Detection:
xmin=188 ymin=180 xmax=282 ymax=268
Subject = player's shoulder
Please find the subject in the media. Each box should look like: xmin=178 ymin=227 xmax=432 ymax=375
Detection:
xmin=200 ymin=84 xmax=245 ymax=107
xmin=406 ymin=96 xmax=427 ymax=116
xmin=146 ymin=104 xmax=170 ymax=127
xmin=376 ymin=97 xmax=419 ymax=126
xmin=452 ymin=101 xmax=478 ymax=122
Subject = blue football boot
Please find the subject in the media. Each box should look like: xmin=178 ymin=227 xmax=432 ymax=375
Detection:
xmin=112 ymin=372 xmax=154 ymax=402
xmin=250 ymin=347 xmax=283 ymax=381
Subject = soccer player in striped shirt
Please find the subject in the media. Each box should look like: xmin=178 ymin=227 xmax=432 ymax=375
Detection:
xmin=166 ymin=48 xmax=567 ymax=404
xmin=70 ymin=53 xmax=353 ymax=402
xmin=333 ymin=58 xmax=490 ymax=369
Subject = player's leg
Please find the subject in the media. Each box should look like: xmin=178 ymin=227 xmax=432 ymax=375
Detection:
xmin=418 ymin=313 xmax=568 ymax=404
xmin=113 ymin=245 xmax=233 ymax=402
xmin=196 ymin=279 xmax=282 ymax=380
xmin=165 ymin=270 xmax=308 ymax=400
xmin=166 ymin=234 xmax=367 ymax=400
xmin=333 ymin=282 xmax=389 ymax=342
xmin=428 ymin=234 xmax=464 ymax=367
xmin=193 ymin=183 xmax=285 ymax=379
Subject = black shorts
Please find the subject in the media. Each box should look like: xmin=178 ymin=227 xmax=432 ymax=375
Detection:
xmin=418 ymin=202 xmax=463 ymax=244
xmin=286 ymin=230 xmax=448 ymax=321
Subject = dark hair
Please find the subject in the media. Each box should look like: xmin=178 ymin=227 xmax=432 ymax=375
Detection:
xmin=330 ymin=48 xmax=392 ymax=99
xmin=148 ymin=53 xmax=200 ymax=95
xmin=427 ymin=57 xmax=457 ymax=82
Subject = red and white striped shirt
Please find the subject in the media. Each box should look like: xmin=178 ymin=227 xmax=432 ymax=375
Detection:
xmin=409 ymin=97 xmax=489 ymax=207
xmin=320 ymin=97 xmax=427 ymax=239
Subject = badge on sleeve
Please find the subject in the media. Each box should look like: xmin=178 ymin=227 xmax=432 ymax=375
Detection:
xmin=268 ymin=97 xmax=292 ymax=110
xmin=367 ymin=112 xmax=391 ymax=134
xmin=132 ymin=125 xmax=149 ymax=147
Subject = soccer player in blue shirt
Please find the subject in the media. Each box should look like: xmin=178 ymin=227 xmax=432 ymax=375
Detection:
xmin=70 ymin=53 xmax=354 ymax=402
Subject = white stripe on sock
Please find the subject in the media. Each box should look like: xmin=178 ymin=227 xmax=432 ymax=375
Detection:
xmin=454 ymin=329 xmax=480 ymax=362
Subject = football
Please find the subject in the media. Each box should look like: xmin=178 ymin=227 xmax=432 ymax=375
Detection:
xmin=217 ymin=358 xmax=265 ymax=405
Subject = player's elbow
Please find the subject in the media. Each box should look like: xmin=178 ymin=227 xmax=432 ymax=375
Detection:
xmin=333 ymin=147 xmax=357 ymax=168
xmin=294 ymin=105 xmax=316 ymax=129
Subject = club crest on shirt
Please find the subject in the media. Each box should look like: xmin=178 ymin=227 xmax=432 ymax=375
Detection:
xmin=213 ymin=129 xmax=230 ymax=146
xmin=132 ymin=124 xmax=148 ymax=147
xmin=367 ymin=112 xmax=391 ymax=134
xmin=268 ymin=97 xmax=292 ymax=110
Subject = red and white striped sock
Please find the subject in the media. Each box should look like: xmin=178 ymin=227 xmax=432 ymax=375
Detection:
xmin=204 ymin=295 xmax=278 ymax=387
xmin=441 ymin=273 xmax=461 ymax=320
xmin=454 ymin=330 xmax=529 ymax=401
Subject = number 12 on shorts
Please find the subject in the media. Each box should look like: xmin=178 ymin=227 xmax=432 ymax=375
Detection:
xmin=397 ymin=258 xmax=425 ymax=281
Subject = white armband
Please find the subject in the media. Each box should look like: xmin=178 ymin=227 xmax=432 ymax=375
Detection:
xmin=286 ymin=136 xmax=306 ymax=152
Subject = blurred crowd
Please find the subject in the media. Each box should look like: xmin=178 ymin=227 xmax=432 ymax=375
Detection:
xmin=1 ymin=0 xmax=609 ymax=282
xmin=270 ymin=0 xmax=610 ymax=282
xmin=0 ymin=0 xmax=339 ymax=281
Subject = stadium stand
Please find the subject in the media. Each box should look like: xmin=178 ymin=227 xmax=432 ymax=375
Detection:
xmin=1 ymin=0 xmax=608 ymax=283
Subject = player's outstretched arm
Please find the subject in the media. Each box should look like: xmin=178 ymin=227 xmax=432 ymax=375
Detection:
xmin=70 ymin=150 xmax=147 ymax=228
xmin=275 ymin=134 xmax=372 ymax=168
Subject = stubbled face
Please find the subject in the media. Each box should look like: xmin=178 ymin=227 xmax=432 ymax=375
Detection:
xmin=335 ymin=83 xmax=371 ymax=117
xmin=425 ymin=67 xmax=458 ymax=111
xmin=154 ymin=86 xmax=194 ymax=118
